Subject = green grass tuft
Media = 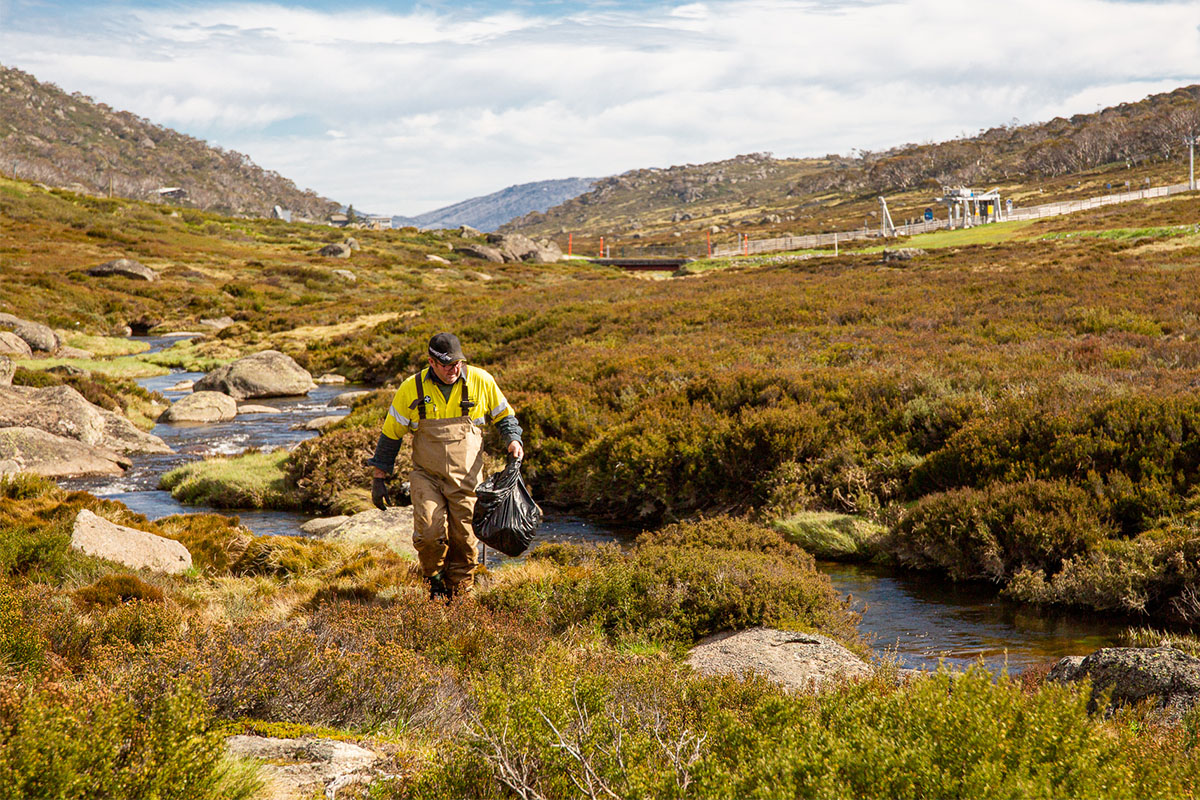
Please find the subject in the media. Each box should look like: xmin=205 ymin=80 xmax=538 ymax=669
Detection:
xmin=61 ymin=332 xmax=152 ymax=357
xmin=160 ymin=450 xmax=300 ymax=510
xmin=14 ymin=356 xmax=169 ymax=378
xmin=772 ymin=511 xmax=886 ymax=560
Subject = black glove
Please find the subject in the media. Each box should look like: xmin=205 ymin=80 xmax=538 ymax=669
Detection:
xmin=371 ymin=477 xmax=391 ymax=510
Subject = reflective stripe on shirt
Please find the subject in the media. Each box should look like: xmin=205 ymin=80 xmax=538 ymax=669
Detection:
xmin=388 ymin=406 xmax=415 ymax=430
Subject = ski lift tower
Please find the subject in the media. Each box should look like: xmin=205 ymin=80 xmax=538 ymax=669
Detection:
xmin=936 ymin=186 xmax=1002 ymax=229
xmin=878 ymin=196 xmax=896 ymax=237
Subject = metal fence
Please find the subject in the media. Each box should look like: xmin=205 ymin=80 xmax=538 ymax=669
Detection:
xmin=710 ymin=182 xmax=1194 ymax=258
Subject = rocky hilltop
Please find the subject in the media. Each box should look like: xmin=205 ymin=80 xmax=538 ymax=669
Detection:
xmin=0 ymin=63 xmax=339 ymax=219
xmin=504 ymin=84 xmax=1200 ymax=239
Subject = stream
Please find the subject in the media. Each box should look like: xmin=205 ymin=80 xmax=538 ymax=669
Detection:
xmin=61 ymin=335 xmax=1125 ymax=673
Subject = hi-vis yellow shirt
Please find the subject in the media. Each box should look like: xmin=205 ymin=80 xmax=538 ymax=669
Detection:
xmin=380 ymin=365 xmax=514 ymax=440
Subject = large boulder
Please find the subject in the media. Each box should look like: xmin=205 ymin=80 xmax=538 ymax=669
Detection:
xmin=56 ymin=346 xmax=94 ymax=359
xmin=292 ymin=415 xmax=343 ymax=432
xmin=481 ymin=233 xmax=562 ymax=263
xmin=316 ymin=508 xmax=418 ymax=558
xmin=70 ymin=509 xmax=192 ymax=574
xmin=87 ymin=258 xmax=160 ymax=281
xmin=454 ymin=243 xmax=504 ymax=263
xmin=162 ymin=391 xmax=238 ymax=423
xmin=1049 ymin=646 xmax=1200 ymax=720
xmin=299 ymin=515 xmax=351 ymax=536
xmin=318 ymin=243 xmax=351 ymax=258
xmin=686 ymin=628 xmax=871 ymax=692
xmin=0 ymin=355 xmax=13 ymax=387
xmin=0 ymin=313 xmax=59 ymax=353
xmin=237 ymin=404 xmax=282 ymax=415
xmin=0 ymin=385 xmax=172 ymax=454
xmin=226 ymin=735 xmax=380 ymax=799
xmin=0 ymin=427 xmax=129 ymax=477
xmin=881 ymin=248 xmax=926 ymax=264
xmin=487 ymin=232 xmax=539 ymax=262
xmin=194 ymin=350 xmax=316 ymax=400
xmin=532 ymin=238 xmax=564 ymax=263
xmin=0 ymin=332 xmax=32 ymax=358
xmin=329 ymin=390 xmax=370 ymax=408
xmin=199 ymin=316 xmax=235 ymax=331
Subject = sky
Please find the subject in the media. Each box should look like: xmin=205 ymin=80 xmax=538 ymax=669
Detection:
xmin=1 ymin=0 xmax=1199 ymax=215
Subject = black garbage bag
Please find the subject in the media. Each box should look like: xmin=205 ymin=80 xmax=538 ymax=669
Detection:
xmin=473 ymin=458 xmax=542 ymax=557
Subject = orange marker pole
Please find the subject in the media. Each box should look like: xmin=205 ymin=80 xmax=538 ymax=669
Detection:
xmin=568 ymin=233 xmax=573 ymax=256
xmin=599 ymin=236 xmax=604 ymax=258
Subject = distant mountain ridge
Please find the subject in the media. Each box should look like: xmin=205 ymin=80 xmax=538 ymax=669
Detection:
xmin=0 ymin=63 xmax=340 ymax=219
xmin=394 ymin=177 xmax=599 ymax=232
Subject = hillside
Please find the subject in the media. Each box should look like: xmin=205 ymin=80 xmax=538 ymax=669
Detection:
xmin=0 ymin=63 xmax=340 ymax=219
xmin=504 ymin=85 xmax=1200 ymax=247
xmin=392 ymin=176 xmax=599 ymax=232
xmin=6 ymin=170 xmax=1200 ymax=794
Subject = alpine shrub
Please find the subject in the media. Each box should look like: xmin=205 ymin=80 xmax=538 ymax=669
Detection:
xmin=0 ymin=678 xmax=260 ymax=800
xmin=889 ymin=479 xmax=1112 ymax=581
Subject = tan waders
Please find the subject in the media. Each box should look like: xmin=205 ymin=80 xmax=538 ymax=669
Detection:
xmin=409 ymin=370 xmax=484 ymax=598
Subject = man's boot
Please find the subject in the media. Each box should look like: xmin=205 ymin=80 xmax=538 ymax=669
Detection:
xmin=427 ymin=572 xmax=451 ymax=601
xmin=448 ymin=576 xmax=475 ymax=600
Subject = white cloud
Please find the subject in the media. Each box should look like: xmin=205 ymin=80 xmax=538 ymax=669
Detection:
xmin=2 ymin=0 xmax=1199 ymax=215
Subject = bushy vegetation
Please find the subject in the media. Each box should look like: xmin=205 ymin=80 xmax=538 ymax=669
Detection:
xmin=485 ymin=518 xmax=859 ymax=650
xmin=285 ymin=425 xmax=384 ymax=513
xmin=402 ymin=662 xmax=1200 ymax=800
xmin=0 ymin=677 xmax=260 ymax=800
xmin=5 ymin=469 xmax=1200 ymax=795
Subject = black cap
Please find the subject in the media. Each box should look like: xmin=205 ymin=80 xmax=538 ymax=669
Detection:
xmin=428 ymin=332 xmax=466 ymax=364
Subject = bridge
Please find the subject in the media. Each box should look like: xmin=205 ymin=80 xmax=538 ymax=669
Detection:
xmin=589 ymin=257 xmax=690 ymax=271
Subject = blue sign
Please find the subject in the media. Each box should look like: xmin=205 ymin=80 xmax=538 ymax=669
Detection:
xmin=923 ymin=208 xmax=933 ymax=221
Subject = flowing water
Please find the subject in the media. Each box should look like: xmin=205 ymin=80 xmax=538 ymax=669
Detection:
xmin=59 ymin=335 xmax=1125 ymax=672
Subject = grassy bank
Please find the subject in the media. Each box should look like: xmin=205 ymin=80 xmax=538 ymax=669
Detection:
xmin=160 ymin=450 xmax=300 ymax=510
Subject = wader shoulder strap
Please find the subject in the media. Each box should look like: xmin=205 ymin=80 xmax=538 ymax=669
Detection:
xmin=459 ymin=374 xmax=474 ymax=417
xmin=415 ymin=370 xmax=428 ymax=420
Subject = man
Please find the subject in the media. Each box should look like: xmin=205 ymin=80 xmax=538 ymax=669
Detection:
xmin=367 ymin=332 xmax=524 ymax=599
